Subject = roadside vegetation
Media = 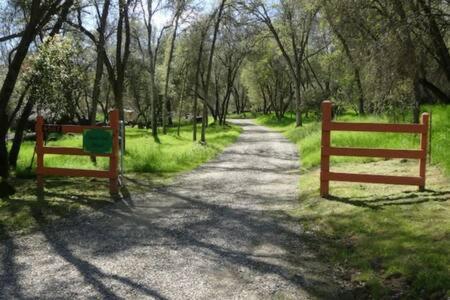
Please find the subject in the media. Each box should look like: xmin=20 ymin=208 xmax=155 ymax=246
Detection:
xmin=296 ymin=161 xmax=449 ymax=299
xmin=256 ymin=107 xmax=450 ymax=298
xmin=1 ymin=123 xmax=241 ymax=238
xmin=256 ymin=105 xmax=450 ymax=175
xmin=14 ymin=124 xmax=241 ymax=176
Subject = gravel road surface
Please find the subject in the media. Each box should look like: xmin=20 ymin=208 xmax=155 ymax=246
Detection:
xmin=0 ymin=119 xmax=340 ymax=299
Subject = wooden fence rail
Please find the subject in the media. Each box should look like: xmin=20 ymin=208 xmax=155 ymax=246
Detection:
xmin=35 ymin=110 xmax=120 ymax=194
xmin=320 ymin=101 xmax=429 ymax=197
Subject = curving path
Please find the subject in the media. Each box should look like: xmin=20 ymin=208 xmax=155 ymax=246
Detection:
xmin=0 ymin=120 xmax=339 ymax=299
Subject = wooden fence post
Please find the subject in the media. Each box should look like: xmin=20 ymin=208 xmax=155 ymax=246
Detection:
xmin=109 ymin=110 xmax=119 ymax=194
xmin=320 ymin=101 xmax=332 ymax=197
xmin=35 ymin=116 xmax=44 ymax=193
xmin=428 ymin=112 xmax=432 ymax=164
xmin=419 ymin=113 xmax=429 ymax=192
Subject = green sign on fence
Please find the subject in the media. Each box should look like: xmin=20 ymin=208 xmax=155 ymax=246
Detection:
xmin=83 ymin=129 xmax=113 ymax=154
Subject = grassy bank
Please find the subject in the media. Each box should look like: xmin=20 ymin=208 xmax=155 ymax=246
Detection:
xmin=296 ymin=161 xmax=449 ymax=298
xmin=256 ymin=105 xmax=450 ymax=175
xmin=1 ymin=123 xmax=241 ymax=237
xmin=256 ymin=106 xmax=450 ymax=297
xmin=15 ymin=123 xmax=241 ymax=176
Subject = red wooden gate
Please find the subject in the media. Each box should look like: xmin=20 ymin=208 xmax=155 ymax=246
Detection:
xmin=320 ymin=101 xmax=429 ymax=197
xmin=35 ymin=110 xmax=120 ymax=194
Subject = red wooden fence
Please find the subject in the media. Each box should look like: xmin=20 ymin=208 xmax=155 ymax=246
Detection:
xmin=320 ymin=101 xmax=429 ymax=197
xmin=35 ymin=110 xmax=120 ymax=194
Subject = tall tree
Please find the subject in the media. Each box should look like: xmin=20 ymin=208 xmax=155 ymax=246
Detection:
xmin=162 ymin=0 xmax=185 ymax=134
xmin=417 ymin=0 xmax=450 ymax=83
xmin=0 ymin=0 xmax=73 ymax=190
xmin=8 ymin=1 xmax=74 ymax=168
xmin=200 ymin=0 xmax=227 ymax=143
xmin=323 ymin=2 xmax=365 ymax=115
xmin=140 ymin=0 xmax=170 ymax=139
xmin=71 ymin=0 xmax=130 ymax=121
xmin=192 ymin=19 xmax=210 ymax=141
xmin=89 ymin=0 xmax=111 ymax=125
xmin=244 ymin=0 xmax=318 ymax=126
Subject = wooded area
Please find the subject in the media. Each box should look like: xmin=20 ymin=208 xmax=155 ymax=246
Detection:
xmin=0 ymin=0 xmax=449 ymax=193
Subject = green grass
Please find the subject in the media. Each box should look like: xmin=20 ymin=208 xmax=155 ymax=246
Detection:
xmin=256 ymin=105 xmax=450 ymax=297
xmin=294 ymin=161 xmax=450 ymax=298
xmin=425 ymin=105 xmax=450 ymax=175
xmin=1 ymin=123 xmax=241 ymax=237
xmin=15 ymin=123 xmax=241 ymax=176
xmin=256 ymin=105 xmax=450 ymax=175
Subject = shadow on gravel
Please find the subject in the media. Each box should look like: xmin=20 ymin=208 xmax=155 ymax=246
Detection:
xmin=0 ymin=224 xmax=25 ymax=299
xmin=0 ymin=186 xmax=340 ymax=298
xmin=0 ymin=188 xmax=166 ymax=299
xmin=0 ymin=120 xmax=341 ymax=298
xmin=35 ymin=195 xmax=167 ymax=299
xmin=112 ymin=189 xmax=338 ymax=298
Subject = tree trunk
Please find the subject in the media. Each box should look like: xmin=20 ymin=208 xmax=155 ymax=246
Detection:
xmin=233 ymin=87 xmax=240 ymax=115
xmin=325 ymin=11 xmax=365 ymax=115
xmin=144 ymin=0 xmax=160 ymax=139
xmin=89 ymin=49 xmax=106 ymax=164
xmin=0 ymin=0 xmax=44 ymax=181
xmin=177 ymin=76 xmax=187 ymax=136
xmin=9 ymin=98 xmax=34 ymax=168
xmin=214 ymin=79 xmax=220 ymax=122
xmin=89 ymin=0 xmax=109 ymax=125
xmin=0 ymin=36 xmax=39 ymax=180
xmin=201 ymin=0 xmax=227 ymax=143
xmin=420 ymin=78 xmax=450 ymax=104
xmin=355 ymin=69 xmax=365 ymax=115
xmin=294 ymin=80 xmax=302 ymax=126
xmin=393 ymin=1 xmax=422 ymax=123
xmin=7 ymin=84 xmax=30 ymax=128
xmin=150 ymin=70 xmax=158 ymax=138
xmin=162 ymin=10 xmax=181 ymax=134
xmin=192 ymin=29 xmax=207 ymax=141
xmin=412 ymin=75 xmax=423 ymax=124
xmin=418 ymin=0 xmax=450 ymax=83
xmin=90 ymin=49 xmax=104 ymax=125
xmin=261 ymin=86 xmax=268 ymax=114
xmin=114 ymin=0 xmax=130 ymax=122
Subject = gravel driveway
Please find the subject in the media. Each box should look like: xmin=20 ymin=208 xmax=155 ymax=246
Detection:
xmin=0 ymin=119 xmax=339 ymax=299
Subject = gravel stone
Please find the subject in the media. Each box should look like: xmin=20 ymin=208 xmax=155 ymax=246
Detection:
xmin=0 ymin=119 xmax=340 ymax=299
